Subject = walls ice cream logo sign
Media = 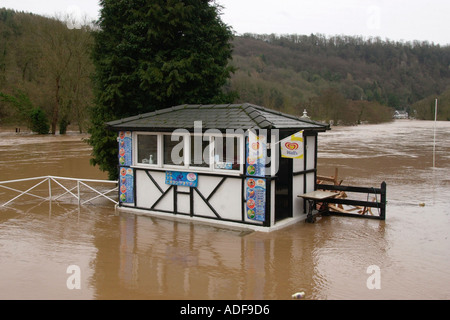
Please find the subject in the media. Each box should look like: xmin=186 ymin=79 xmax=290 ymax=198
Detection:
xmin=280 ymin=131 xmax=304 ymax=159
xmin=284 ymin=142 xmax=299 ymax=151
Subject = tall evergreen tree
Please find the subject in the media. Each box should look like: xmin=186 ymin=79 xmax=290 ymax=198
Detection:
xmin=87 ymin=0 xmax=235 ymax=179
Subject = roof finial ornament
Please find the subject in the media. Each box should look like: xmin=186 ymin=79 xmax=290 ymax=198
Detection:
xmin=301 ymin=109 xmax=310 ymax=119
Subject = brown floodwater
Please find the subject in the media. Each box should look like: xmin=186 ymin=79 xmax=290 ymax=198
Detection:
xmin=0 ymin=120 xmax=449 ymax=300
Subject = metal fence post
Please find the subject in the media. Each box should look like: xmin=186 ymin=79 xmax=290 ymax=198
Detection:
xmin=77 ymin=180 xmax=81 ymax=205
xmin=380 ymin=181 xmax=386 ymax=220
xmin=48 ymin=177 xmax=52 ymax=201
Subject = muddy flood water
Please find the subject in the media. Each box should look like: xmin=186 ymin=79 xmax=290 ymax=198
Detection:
xmin=0 ymin=120 xmax=449 ymax=300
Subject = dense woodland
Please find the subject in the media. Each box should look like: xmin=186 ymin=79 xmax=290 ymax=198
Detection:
xmin=229 ymin=34 xmax=450 ymax=122
xmin=0 ymin=9 xmax=94 ymax=133
xmin=1 ymin=9 xmax=450 ymax=134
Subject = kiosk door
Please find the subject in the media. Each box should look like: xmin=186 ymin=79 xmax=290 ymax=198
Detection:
xmin=275 ymin=157 xmax=292 ymax=221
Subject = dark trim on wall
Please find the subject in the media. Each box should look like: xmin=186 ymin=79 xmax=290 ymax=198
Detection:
xmin=193 ymin=187 xmax=221 ymax=219
xmin=151 ymin=185 xmax=173 ymax=210
xmin=207 ymin=177 xmax=227 ymax=201
xmin=145 ymin=170 xmax=164 ymax=193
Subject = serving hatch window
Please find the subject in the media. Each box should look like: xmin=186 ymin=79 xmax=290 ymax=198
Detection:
xmin=213 ymin=136 xmax=241 ymax=171
xmin=164 ymin=134 xmax=185 ymax=166
xmin=190 ymin=135 xmax=211 ymax=168
xmin=133 ymin=132 xmax=243 ymax=173
xmin=137 ymin=134 xmax=158 ymax=165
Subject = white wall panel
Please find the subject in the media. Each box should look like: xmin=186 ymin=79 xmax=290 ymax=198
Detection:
xmin=209 ymin=178 xmax=242 ymax=221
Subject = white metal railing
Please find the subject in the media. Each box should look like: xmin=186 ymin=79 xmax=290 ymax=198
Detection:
xmin=0 ymin=176 xmax=118 ymax=207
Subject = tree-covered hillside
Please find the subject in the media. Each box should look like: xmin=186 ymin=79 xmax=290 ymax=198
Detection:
xmin=229 ymin=34 xmax=450 ymax=121
xmin=1 ymin=9 xmax=450 ymax=132
xmin=0 ymin=8 xmax=94 ymax=133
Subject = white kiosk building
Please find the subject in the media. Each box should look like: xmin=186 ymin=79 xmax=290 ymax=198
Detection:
xmin=107 ymin=103 xmax=330 ymax=231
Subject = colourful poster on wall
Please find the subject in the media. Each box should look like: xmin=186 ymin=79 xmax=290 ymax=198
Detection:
xmin=246 ymin=132 xmax=266 ymax=177
xmin=119 ymin=167 xmax=134 ymax=203
xmin=165 ymin=171 xmax=198 ymax=187
xmin=118 ymin=131 xmax=132 ymax=166
xmin=246 ymin=177 xmax=266 ymax=222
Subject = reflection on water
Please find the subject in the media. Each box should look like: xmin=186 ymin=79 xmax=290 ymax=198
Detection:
xmin=0 ymin=121 xmax=449 ymax=300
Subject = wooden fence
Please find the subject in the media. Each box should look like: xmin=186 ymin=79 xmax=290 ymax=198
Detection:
xmin=317 ymin=168 xmax=386 ymax=220
xmin=318 ymin=182 xmax=386 ymax=220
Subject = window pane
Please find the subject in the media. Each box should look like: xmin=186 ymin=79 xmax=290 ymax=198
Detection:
xmin=214 ymin=136 xmax=241 ymax=170
xmin=137 ymin=135 xmax=157 ymax=164
xmin=164 ymin=135 xmax=184 ymax=165
xmin=190 ymin=136 xmax=210 ymax=167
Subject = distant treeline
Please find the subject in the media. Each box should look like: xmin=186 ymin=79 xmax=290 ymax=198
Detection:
xmin=1 ymin=9 xmax=450 ymax=134
xmin=229 ymin=33 xmax=450 ymax=121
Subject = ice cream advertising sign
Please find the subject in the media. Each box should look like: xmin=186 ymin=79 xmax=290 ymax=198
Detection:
xmin=280 ymin=131 xmax=304 ymax=159
xmin=246 ymin=177 xmax=266 ymax=222
xmin=165 ymin=171 xmax=198 ymax=187
xmin=119 ymin=167 xmax=134 ymax=203
xmin=118 ymin=131 xmax=132 ymax=166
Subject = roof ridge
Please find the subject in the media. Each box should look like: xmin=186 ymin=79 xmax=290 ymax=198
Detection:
xmin=249 ymin=103 xmax=323 ymax=126
xmin=251 ymin=104 xmax=298 ymax=119
xmin=240 ymin=103 xmax=273 ymax=129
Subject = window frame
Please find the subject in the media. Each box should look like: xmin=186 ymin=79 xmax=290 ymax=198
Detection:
xmin=188 ymin=133 xmax=213 ymax=171
xmin=210 ymin=134 xmax=244 ymax=174
xmin=133 ymin=132 xmax=161 ymax=167
xmin=132 ymin=131 xmax=244 ymax=175
xmin=162 ymin=132 xmax=188 ymax=169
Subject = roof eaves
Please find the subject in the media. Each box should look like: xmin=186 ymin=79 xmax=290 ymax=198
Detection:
xmin=171 ymin=104 xmax=187 ymax=111
xmin=106 ymin=109 xmax=159 ymax=127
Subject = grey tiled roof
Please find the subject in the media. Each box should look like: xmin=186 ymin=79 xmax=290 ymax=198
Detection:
xmin=106 ymin=103 xmax=329 ymax=131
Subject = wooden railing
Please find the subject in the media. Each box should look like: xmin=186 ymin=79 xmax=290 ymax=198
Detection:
xmin=318 ymin=182 xmax=387 ymax=220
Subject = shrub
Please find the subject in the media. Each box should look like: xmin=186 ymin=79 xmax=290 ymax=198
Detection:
xmin=29 ymin=107 xmax=49 ymax=134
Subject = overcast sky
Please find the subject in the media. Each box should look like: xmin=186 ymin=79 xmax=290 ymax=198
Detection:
xmin=1 ymin=0 xmax=449 ymax=45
